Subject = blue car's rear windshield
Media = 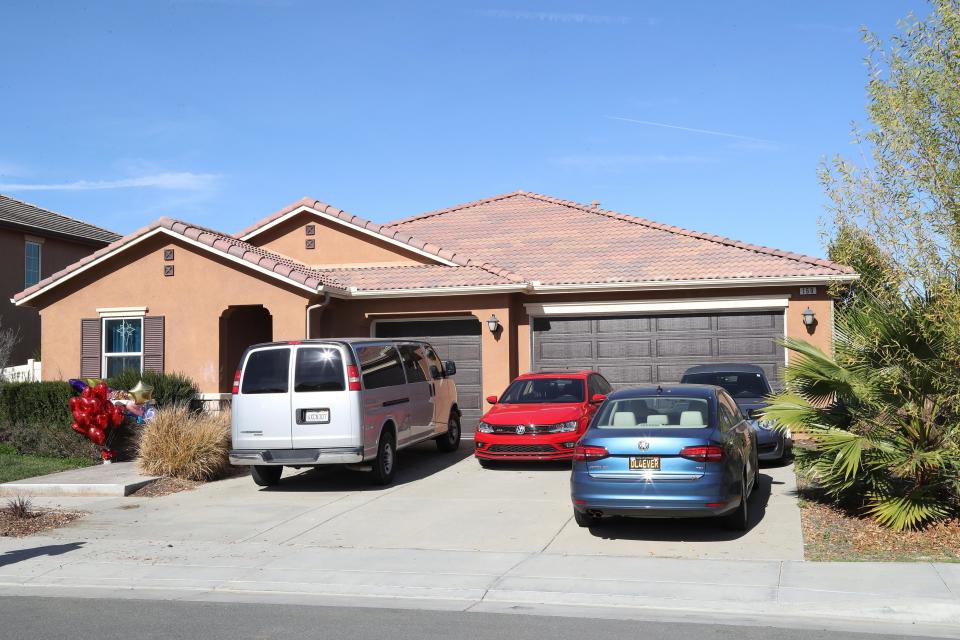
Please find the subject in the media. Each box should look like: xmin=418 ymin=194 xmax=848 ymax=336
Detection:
xmin=681 ymin=372 xmax=769 ymax=398
xmin=595 ymin=397 xmax=710 ymax=429
xmin=500 ymin=377 xmax=585 ymax=404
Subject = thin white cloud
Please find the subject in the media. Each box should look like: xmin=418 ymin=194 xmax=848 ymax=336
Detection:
xmin=607 ymin=115 xmax=776 ymax=144
xmin=477 ymin=10 xmax=629 ymax=25
xmin=551 ymin=154 xmax=715 ymax=169
xmin=0 ymin=172 xmax=220 ymax=192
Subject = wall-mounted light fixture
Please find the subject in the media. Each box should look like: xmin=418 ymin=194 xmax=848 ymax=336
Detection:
xmin=486 ymin=314 xmax=501 ymax=334
xmin=801 ymin=307 xmax=816 ymax=330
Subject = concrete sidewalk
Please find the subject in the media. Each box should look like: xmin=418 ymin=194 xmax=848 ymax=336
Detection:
xmin=0 ymin=462 xmax=159 ymax=497
xmin=0 ymin=536 xmax=957 ymax=637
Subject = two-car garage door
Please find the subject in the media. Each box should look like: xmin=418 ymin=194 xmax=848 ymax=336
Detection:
xmin=532 ymin=311 xmax=785 ymax=388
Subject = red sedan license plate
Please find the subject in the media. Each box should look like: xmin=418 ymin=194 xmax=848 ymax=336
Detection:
xmin=629 ymin=456 xmax=660 ymax=471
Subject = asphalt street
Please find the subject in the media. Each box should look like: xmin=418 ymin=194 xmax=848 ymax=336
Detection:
xmin=0 ymin=596 xmax=942 ymax=640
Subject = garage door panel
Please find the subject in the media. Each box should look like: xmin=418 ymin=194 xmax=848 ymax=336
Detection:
xmin=533 ymin=311 xmax=784 ymax=389
xmin=596 ymin=317 xmax=651 ymax=333
xmin=657 ymin=315 xmax=712 ymax=331
xmin=719 ymin=337 xmax=779 ymax=357
xmin=598 ymin=365 xmax=653 ymax=386
xmin=438 ymin=342 xmax=481 ymax=363
xmin=597 ymin=340 xmax=651 ymax=358
xmin=539 ymin=340 xmax=593 ymax=360
xmin=450 ymin=367 xmax=481 ymax=387
xmin=718 ymin=313 xmax=781 ymax=331
xmin=657 ymin=338 xmax=713 ymax=357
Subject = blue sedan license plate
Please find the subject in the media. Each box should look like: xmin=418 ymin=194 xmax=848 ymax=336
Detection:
xmin=629 ymin=456 xmax=660 ymax=470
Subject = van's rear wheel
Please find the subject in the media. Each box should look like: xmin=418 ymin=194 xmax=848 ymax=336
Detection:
xmin=371 ymin=431 xmax=397 ymax=486
xmin=436 ymin=413 xmax=461 ymax=452
xmin=251 ymin=465 xmax=282 ymax=487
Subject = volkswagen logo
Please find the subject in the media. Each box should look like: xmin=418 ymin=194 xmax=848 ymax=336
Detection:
xmin=637 ymin=440 xmax=650 ymax=451
xmin=516 ymin=425 xmax=526 ymax=435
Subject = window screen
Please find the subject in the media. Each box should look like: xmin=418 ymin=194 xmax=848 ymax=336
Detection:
xmin=294 ymin=348 xmax=345 ymax=392
xmin=241 ymin=348 xmax=290 ymax=394
xmin=355 ymin=344 xmax=405 ymax=390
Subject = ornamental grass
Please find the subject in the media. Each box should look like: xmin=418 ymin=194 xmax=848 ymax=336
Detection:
xmin=137 ymin=405 xmax=232 ymax=481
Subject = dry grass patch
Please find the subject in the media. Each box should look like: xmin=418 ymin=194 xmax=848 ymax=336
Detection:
xmin=1 ymin=497 xmax=83 ymax=537
xmin=137 ymin=406 xmax=233 ymax=481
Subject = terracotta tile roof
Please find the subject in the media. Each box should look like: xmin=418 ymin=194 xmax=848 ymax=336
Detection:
xmin=316 ymin=264 xmax=517 ymax=292
xmin=385 ymin=190 xmax=854 ymax=285
xmin=13 ymin=217 xmax=350 ymax=303
xmin=0 ymin=194 xmax=121 ymax=244
xmin=236 ymin=197 xmax=525 ymax=283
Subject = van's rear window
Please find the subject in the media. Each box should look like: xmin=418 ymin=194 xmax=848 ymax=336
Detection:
xmin=295 ymin=348 xmax=345 ymax=392
xmin=241 ymin=349 xmax=290 ymax=394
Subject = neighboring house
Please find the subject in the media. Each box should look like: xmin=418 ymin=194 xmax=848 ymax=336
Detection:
xmin=0 ymin=194 xmax=120 ymax=366
xmin=12 ymin=191 xmax=856 ymax=428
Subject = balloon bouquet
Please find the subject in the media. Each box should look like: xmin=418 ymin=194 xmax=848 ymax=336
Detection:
xmin=68 ymin=378 xmax=156 ymax=462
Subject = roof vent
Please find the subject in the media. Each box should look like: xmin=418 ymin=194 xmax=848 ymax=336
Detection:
xmin=591 ymin=200 xmax=600 ymax=209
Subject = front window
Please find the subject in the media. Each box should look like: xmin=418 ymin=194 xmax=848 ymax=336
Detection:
xmin=499 ymin=377 xmax=585 ymax=404
xmin=24 ymin=241 xmax=41 ymax=288
xmin=682 ymin=371 xmax=770 ymax=398
xmin=103 ymin=318 xmax=142 ymax=377
xmin=595 ymin=397 xmax=711 ymax=429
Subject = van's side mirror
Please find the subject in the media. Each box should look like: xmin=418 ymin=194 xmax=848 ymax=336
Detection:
xmin=590 ymin=393 xmax=607 ymax=404
xmin=443 ymin=360 xmax=457 ymax=377
xmin=429 ymin=365 xmax=441 ymax=380
xmin=486 ymin=395 xmax=498 ymax=405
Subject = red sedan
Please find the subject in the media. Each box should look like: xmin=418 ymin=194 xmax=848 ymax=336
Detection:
xmin=474 ymin=371 xmax=612 ymax=464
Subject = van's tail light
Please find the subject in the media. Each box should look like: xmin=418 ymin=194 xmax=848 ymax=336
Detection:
xmin=231 ymin=369 xmax=241 ymax=395
xmin=346 ymin=365 xmax=362 ymax=391
xmin=680 ymin=445 xmax=724 ymax=462
xmin=573 ymin=444 xmax=608 ymax=461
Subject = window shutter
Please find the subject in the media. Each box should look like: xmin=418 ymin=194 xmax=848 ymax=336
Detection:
xmin=80 ymin=319 xmax=101 ymax=379
xmin=143 ymin=316 xmax=165 ymax=373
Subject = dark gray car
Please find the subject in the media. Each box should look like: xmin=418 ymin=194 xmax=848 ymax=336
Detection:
xmin=680 ymin=364 xmax=792 ymax=462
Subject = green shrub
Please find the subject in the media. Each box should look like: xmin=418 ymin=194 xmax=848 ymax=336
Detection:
xmin=107 ymin=370 xmax=199 ymax=408
xmin=0 ymin=381 xmax=98 ymax=459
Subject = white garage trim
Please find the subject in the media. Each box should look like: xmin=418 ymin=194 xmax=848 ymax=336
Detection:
xmin=524 ymin=296 xmax=790 ymax=317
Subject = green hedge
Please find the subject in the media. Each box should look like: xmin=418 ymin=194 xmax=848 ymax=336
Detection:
xmin=0 ymin=381 xmax=98 ymax=459
xmin=107 ymin=370 xmax=200 ymax=408
xmin=0 ymin=371 xmax=200 ymax=460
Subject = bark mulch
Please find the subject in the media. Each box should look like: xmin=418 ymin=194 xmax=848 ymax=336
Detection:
xmin=0 ymin=506 xmax=83 ymax=538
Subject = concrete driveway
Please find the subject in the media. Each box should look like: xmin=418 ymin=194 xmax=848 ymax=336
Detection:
xmin=37 ymin=442 xmax=804 ymax=560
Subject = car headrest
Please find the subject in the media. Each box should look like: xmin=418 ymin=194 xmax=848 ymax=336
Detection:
xmin=611 ymin=411 xmax=637 ymax=427
xmin=644 ymin=414 xmax=668 ymax=426
xmin=680 ymin=410 xmax=704 ymax=427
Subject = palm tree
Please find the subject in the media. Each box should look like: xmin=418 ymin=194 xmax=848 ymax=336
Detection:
xmin=764 ymin=291 xmax=960 ymax=530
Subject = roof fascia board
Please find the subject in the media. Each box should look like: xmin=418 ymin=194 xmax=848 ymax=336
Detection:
xmin=528 ymin=274 xmax=858 ymax=295
xmin=240 ymin=205 xmax=458 ymax=267
xmin=525 ymin=296 xmax=790 ymax=317
xmin=346 ymin=283 xmax=529 ymax=298
xmin=14 ymin=227 xmax=320 ymax=306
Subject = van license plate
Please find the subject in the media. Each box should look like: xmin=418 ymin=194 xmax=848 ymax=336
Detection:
xmin=629 ymin=456 xmax=660 ymax=470
xmin=303 ymin=409 xmax=330 ymax=424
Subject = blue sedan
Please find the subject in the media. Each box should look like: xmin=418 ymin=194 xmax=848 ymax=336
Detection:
xmin=570 ymin=384 xmax=759 ymax=530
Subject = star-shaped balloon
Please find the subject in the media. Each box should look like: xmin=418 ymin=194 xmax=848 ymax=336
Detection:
xmin=129 ymin=380 xmax=154 ymax=404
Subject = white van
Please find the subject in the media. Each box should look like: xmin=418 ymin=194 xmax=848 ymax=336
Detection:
xmin=229 ymin=339 xmax=461 ymax=486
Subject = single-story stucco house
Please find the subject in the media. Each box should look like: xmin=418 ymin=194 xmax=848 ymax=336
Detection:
xmin=12 ymin=190 xmax=856 ymax=429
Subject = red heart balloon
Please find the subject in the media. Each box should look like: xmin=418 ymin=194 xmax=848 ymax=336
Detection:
xmin=79 ymin=397 xmax=93 ymax=413
xmin=68 ymin=397 xmax=79 ymax=412
xmin=71 ymin=422 xmax=86 ymax=435
xmin=110 ymin=408 xmax=123 ymax=427
xmin=81 ymin=386 xmax=93 ymax=399
xmin=95 ymin=413 xmax=109 ymax=430
xmin=87 ymin=426 xmax=105 ymax=446
xmin=94 ymin=383 xmax=109 ymax=400
xmin=74 ymin=410 xmax=90 ymax=426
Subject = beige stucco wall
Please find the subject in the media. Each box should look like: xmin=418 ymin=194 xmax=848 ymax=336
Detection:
xmin=248 ymin=211 xmax=435 ymax=267
xmin=34 ymin=234 xmax=316 ymax=391
xmin=0 ymin=228 xmax=106 ymax=364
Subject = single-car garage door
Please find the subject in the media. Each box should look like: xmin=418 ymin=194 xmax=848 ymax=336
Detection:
xmin=532 ymin=311 xmax=785 ymax=388
xmin=373 ymin=318 xmax=483 ymax=433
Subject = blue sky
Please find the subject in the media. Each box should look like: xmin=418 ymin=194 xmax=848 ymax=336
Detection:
xmin=0 ymin=1 xmax=926 ymax=258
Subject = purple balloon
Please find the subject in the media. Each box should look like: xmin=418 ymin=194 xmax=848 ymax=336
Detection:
xmin=69 ymin=379 xmax=88 ymax=393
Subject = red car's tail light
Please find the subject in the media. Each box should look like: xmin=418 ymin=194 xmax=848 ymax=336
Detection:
xmin=680 ymin=445 xmax=724 ymax=462
xmin=573 ymin=444 xmax=608 ymax=461
xmin=231 ymin=369 xmax=242 ymax=395
xmin=346 ymin=364 xmax=362 ymax=391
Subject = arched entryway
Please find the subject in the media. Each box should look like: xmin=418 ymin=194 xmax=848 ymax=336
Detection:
xmin=219 ymin=305 xmax=273 ymax=393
